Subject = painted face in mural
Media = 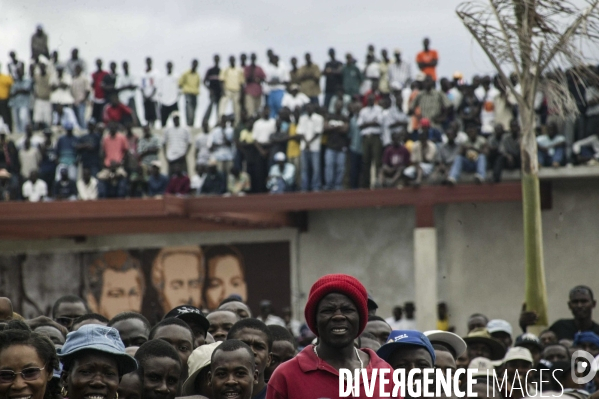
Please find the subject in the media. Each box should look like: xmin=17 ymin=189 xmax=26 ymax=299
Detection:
xmin=88 ymin=251 xmax=145 ymax=320
xmin=152 ymin=247 xmax=205 ymax=313
xmin=204 ymin=250 xmax=248 ymax=310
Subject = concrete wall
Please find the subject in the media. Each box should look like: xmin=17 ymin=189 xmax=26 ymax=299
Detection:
xmin=2 ymin=179 xmax=599 ymax=335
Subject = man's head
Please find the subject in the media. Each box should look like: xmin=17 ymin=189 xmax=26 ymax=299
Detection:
xmin=363 ymin=316 xmax=392 ymax=346
xmin=503 ymin=347 xmax=533 ymax=387
xmin=166 ymin=61 xmax=173 ymax=74
xmin=163 ymin=305 xmax=210 ymax=348
xmin=109 ymin=61 xmax=117 ymax=74
xmin=304 ymin=274 xmax=369 ymax=348
xmin=376 ymin=330 xmax=436 ymax=372
xmin=305 ymin=52 xmax=312 ymax=65
xmin=207 ymin=310 xmax=240 ymax=342
xmin=29 ymin=170 xmax=39 ymax=183
xmin=151 ymin=246 xmax=204 ymax=313
xmin=145 ymin=57 xmax=152 ymax=70
xmin=72 ymin=313 xmax=109 ymax=331
xmin=391 ymin=132 xmax=402 ymax=147
xmin=228 ymin=56 xmax=235 ymax=68
xmin=87 ymin=251 xmax=145 ymax=320
xmin=464 ymin=328 xmax=506 ymax=361
xmin=423 ymin=37 xmax=430 ymax=51
xmin=542 ymin=343 xmax=570 ymax=363
xmin=510 ymin=119 xmax=521 ymax=136
xmin=96 ymin=58 xmax=103 ymax=71
xmin=209 ymin=340 xmax=258 ymax=399
xmin=539 ymin=329 xmax=558 ymax=347
xmin=423 ymin=75 xmax=435 ymax=91
xmin=52 ymin=295 xmax=89 ymax=331
xmin=122 ymin=61 xmax=129 ymax=73
xmin=573 ymin=331 xmax=599 ymax=358
xmin=568 ymin=285 xmax=596 ymax=321
xmin=264 ymin=325 xmax=296 ymax=381
xmin=434 ymin=349 xmax=456 ymax=373
xmin=392 ymin=306 xmax=402 ymax=321
xmin=290 ymin=56 xmax=297 ymax=69
xmin=214 ymin=54 xmax=220 ymax=65
xmin=366 ymin=94 xmax=376 ymax=107
xmin=487 ymin=319 xmax=513 ymax=349
xmin=467 ymin=314 xmax=489 ymax=332
xmin=150 ymin=317 xmax=195 ymax=378
xmin=227 ymin=318 xmax=273 ymax=383
xmin=191 ymin=59 xmax=198 ymax=72
xmin=250 ymin=53 xmax=257 ymax=65
xmin=134 ymin=339 xmax=182 ymax=399
xmin=328 ymin=48 xmax=336 ymax=60
xmin=218 ymin=299 xmax=252 ymax=319
xmin=108 ymin=312 xmax=151 ymax=348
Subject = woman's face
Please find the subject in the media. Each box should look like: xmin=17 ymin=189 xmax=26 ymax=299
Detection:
xmin=64 ymin=351 xmax=120 ymax=399
xmin=205 ymin=255 xmax=247 ymax=310
xmin=0 ymin=345 xmax=52 ymax=399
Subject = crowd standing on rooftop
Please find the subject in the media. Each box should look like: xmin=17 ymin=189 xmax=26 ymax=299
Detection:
xmin=0 ymin=25 xmax=598 ymax=202
xmin=1 ymin=275 xmax=599 ymax=399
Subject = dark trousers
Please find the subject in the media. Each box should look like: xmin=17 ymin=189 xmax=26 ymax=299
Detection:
xmin=361 ymin=134 xmax=382 ymax=188
xmin=161 ymin=103 xmax=179 ymax=127
xmin=185 ymin=94 xmax=197 ymax=127
xmin=247 ymin=156 xmax=268 ymax=193
xmin=349 ymin=150 xmax=362 ymax=189
xmin=0 ymin=99 xmax=12 ymax=130
xmin=324 ymin=92 xmax=335 ymax=109
xmin=493 ymin=153 xmax=521 ymax=182
xmin=92 ymin=101 xmax=105 ymax=123
xmin=144 ymin=99 xmax=158 ymax=124
xmin=203 ymin=91 xmax=221 ymax=124
xmin=168 ymin=156 xmax=188 ymax=176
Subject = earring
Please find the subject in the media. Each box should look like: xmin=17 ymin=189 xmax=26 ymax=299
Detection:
xmin=61 ymin=387 xmax=68 ymax=397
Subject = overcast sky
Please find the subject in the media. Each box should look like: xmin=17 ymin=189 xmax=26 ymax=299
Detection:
xmin=1 ymin=0 xmax=597 ymax=117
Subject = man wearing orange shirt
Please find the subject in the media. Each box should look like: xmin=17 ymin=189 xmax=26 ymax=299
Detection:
xmin=416 ymin=38 xmax=439 ymax=82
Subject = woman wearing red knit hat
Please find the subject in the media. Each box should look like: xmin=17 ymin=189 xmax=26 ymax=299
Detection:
xmin=266 ymin=274 xmax=394 ymax=399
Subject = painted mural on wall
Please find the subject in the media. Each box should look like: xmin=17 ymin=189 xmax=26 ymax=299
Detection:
xmin=0 ymin=242 xmax=290 ymax=324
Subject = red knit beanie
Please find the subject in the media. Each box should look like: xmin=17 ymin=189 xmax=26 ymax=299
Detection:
xmin=304 ymin=274 xmax=368 ymax=337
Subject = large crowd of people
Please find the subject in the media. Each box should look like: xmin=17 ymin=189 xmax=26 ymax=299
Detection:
xmin=1 ymin=275 xmax=598 ymax=399
xmin=0 ymin=25 xmax=598 ymax=201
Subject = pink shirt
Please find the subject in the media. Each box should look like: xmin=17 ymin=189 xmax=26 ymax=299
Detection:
xmin=244 ymin=65 xmax=266 ymax=97
xmin=102 ymin=133 xmax=129 ymax=167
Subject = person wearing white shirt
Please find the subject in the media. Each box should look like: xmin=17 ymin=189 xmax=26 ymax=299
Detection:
xmin=208 ymin=116 xmax=235 ymax=173
xmin=22 ymin=171 xmax=47 ymax=202
xmin=50 ymin=67 xmax=74 ymax=106
xmin=159 ymin=61 xmax=180 ymax=127
xmin=52 ymin=104 xmax=80 ymax=130
xmin=195 ymin=127 xmax=211 ymax=167
xmin=190 ymin=164 xmax=208 ymax=195
xmin=297 ymin=104 xmax=324 ymax=192
xmin=264 ymin=56 xmax=290 ymax=118
xmin=117 ymin=61 xmax=138 ymax=125
xmin=141 ymin=57 xmax=159 ymax=126
xmin=162 ymin=113 xmax=190 ymax=175
xmin=251 ymin=107 xmax=277 ymax=192
xmin=77 ymin=168 xmax=98 ymax=200
xmin=388 ymin=49 xmax=412 ymax=90
xmin=281 ymin=84 xmax=310 ymax=112
xmin=357 ymin=95 xmax=383 ymax=188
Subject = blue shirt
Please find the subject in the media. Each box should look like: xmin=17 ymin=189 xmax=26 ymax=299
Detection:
xmin=9 ymin=78 xmax=33 ymax=108
xmin=147 ymin=173 xmax=169 ymax=196
xmin=56 ymin=135 xmax=79 ymax=165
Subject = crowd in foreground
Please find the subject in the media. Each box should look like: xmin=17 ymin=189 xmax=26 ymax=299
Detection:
xmin=1 ymin=26 xmax=599 ymax=201
xmin=1 ymin=275 xmax=599 ymax=399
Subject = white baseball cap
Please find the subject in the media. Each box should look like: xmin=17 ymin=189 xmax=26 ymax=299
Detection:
xmin=424 ymin=330 xmax=467 ymax=358
xmin=487 ymin=319 xmax=513 ymax=336
xmin=503 ymin=346 xmax=533 ymax=365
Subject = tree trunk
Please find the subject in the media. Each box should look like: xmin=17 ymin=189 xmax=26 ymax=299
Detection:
xmin=520 ymin=110 xmax=549 ymax=327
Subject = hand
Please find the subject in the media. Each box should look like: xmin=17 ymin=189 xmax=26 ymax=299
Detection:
xmin=519 ymin=303 xmax=539 ymax=331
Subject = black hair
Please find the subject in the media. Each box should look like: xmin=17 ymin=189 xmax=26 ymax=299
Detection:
xmin=149 ymin=317 xmax=194 ymax=343
xmin=367 ymin=315 xmax=387 ymax=323
xmin=0 ymin=330 xmax=59 ymax=399
xmin=468 ymin=313 xmax=488 ymax=321
xmin=73 ymin=313 xmax=109 ymax=327
xmin=227 ymin=318 xmax=273 ymax=351
xmin=542 ymin=343 xmax=571 ymax=359
xmin=108 ymin=312 xmax=151 ymax=333
xmin=134 ymin=339 xmax=181 ymax=379
xmin=211 ymin=339 xmax=255 ymax=369
xmin=51 ymin=295 xmax=88 ymax=318
xmin=569 ymin=285 xmax=594 ymax=301
xmin=4 ymin=319 xmax=32 ymax=332
xmin=267 ymin=325 xmax=297 ymax=349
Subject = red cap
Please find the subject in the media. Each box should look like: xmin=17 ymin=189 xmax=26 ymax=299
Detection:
xmin=304 ymin=274 xmax=368 ymax=337
xmin=420 ymin=118 xmax=431 ymax=128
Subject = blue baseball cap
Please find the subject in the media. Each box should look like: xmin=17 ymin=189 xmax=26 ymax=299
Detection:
xmin=58 ymin=324 xmax=137 ymax=374
xmin=376 ymin=330 xmax=436 ymax=363
xmin=574 ymin=331 xmax=599 ymax=348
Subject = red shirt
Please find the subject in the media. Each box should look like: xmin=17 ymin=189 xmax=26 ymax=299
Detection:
xmin=102 ymin=133 xmax=129 ymax=167
xmin=103 ymin=103 xmax=132 ymax=124
xmin=416 ymin=50 xmax=439 ymax=81
xmin=166 ymin=175 xmax=190 ymax=195
xmin=267 ymin=345 xmax=397 ymax=399
xmin=92 ymin=70 xmax=109 ymax=100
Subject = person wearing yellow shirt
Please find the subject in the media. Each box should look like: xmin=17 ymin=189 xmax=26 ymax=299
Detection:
xmin=0 ymin=64 xmax=14 ymax=131
xmin=218 ymin=56 xmax=245 ymax=124
xmin=179 ymin=59 xmax=201 ymax=127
